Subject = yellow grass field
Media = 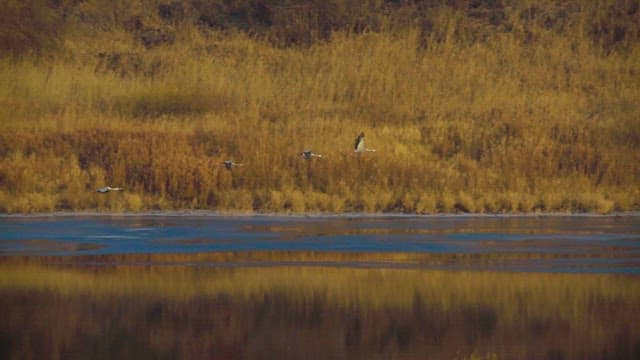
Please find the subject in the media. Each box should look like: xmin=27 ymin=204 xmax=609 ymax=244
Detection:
xmin=1 ymin=0 xmax=639 ymax=213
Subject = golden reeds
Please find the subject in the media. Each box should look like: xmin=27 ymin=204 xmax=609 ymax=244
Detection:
xmin=0 ymin=0 xmax=638 ymax=213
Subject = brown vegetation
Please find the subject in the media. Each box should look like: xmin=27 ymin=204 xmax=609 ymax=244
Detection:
xmin=0 ymin=0 xmax=639 ymax=213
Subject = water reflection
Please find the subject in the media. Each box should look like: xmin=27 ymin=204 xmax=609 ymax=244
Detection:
xmin=1 ymin=263 xmax=639 ymax=359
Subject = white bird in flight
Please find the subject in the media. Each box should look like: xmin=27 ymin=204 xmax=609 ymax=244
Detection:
xmin=300 ymin=150 xmax=323 ymax=160
xmin=223 ymin=160 xmax=243 ymax=170
xmin=354 ymin=132 xmax=376 ymax=153
xmin=96 ymin=186 xmax=123 ymax=193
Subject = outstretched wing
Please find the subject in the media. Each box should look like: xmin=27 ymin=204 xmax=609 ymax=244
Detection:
xmin=354 ymin=135 xmax=364 ymax=151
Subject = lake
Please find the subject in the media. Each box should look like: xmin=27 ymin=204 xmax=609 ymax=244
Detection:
xmin=1 ymin=214 xmax=639 ymax=273
xmin=1 ymin=214 xmax=639 ymax=359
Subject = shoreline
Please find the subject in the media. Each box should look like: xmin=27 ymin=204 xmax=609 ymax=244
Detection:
xmin=2 ymin=210 xmax=639 ymax=219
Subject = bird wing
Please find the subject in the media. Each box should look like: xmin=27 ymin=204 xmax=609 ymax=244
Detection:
xmin=355 ymin=136 xmax=365 ymax=152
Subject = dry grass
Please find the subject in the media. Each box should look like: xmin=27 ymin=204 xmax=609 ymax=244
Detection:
xmin=0 ymin=0 xmax=638 ymax=213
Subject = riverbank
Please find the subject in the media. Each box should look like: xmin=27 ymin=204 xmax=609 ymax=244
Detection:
xmin=2 ymin=210 xmax=640 ymax=218
xmin=1 ymin=1 xmax=638 ymax=214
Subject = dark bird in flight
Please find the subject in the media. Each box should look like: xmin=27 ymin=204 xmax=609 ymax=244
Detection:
xmin=223 ymin=160 xmax=243 ymax=170
xmin=96 ymin=186 xmax=123 ymax=193
xmin=300 ymin=150 xmax=324 ymax=160
xmin=354 ymin=132 xmax=376 ymax=153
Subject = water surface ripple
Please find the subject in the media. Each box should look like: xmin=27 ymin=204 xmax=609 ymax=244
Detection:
xmin=1 ymin=214 xmax=638 ymax=273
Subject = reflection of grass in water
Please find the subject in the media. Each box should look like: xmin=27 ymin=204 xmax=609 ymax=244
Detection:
xmin=4 ymin=249 xmax=636 ymax=269
xmin=1 ymin=257 xmax=639 ymax=359
xmin=1 ymin=259 xmax=638 ymax=323
xmin=0 ymin=239 xmax=105 ymax=253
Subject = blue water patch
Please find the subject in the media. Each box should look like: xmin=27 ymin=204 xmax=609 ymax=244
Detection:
xmin=1 ymin=214 xmax=639 ymax=273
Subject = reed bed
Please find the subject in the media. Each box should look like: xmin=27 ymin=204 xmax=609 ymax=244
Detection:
xmin=1 ymin=0 xmax=638 ymax=213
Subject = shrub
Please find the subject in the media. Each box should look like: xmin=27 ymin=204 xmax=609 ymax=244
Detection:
xmin=0 ymin=0 xmax=63 ymax=57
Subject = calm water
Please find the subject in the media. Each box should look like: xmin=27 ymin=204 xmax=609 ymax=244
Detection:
xmin=1 ymin=214 xmax=639 ymax=359
xmin=1 ymin=214 xmax=639 ymax=273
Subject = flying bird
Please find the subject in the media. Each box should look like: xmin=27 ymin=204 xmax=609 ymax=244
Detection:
xmin=96 ymin=186 xmax=123 ymax=193
xmin=354 ymin=132 xmax=376 ymax=153
xmin=222 ymin=160 xmax=243 ymax=170
xmin=300 ymin=150 xmax=323 ymax=160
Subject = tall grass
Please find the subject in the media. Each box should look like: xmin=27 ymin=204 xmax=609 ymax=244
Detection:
xmin=0 ymin=0 xmax=638 ymax=213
